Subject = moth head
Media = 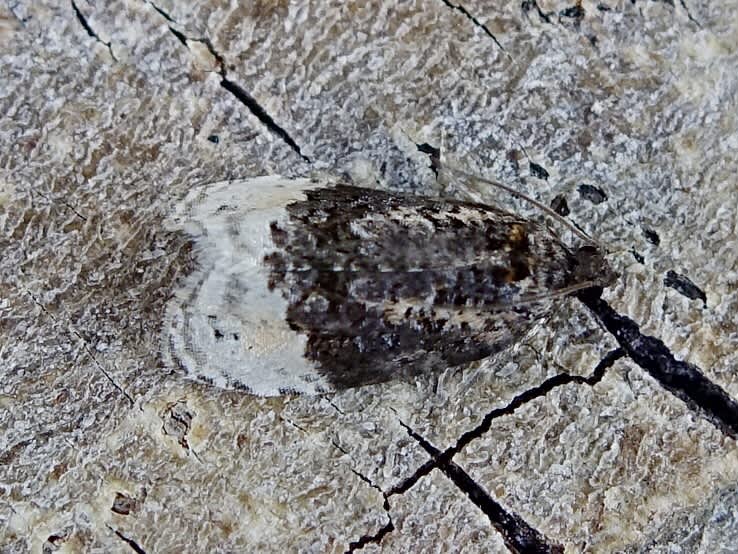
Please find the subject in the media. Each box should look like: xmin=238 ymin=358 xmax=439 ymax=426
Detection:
xmin=573 ymin=245 xmax=618 ymax=289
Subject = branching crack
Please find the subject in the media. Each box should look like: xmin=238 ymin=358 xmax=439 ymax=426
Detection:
xmin=70 ymin=0 xmax=116 ymax=60
xmin=376 ymin=288 xmax=733 ymax=549
xmin=401 ymin=421 xmax=564 ymax=554
xmin=32 ymin=188 xmax=87 ymax=221
xmin=388 ymin=348 xmax=624 ymax=497
xmin=577 ymin=288 xmax=738 ymax=438
xmin=148 ymin=1 xmax=311 ymax=163
xmin=283 ymin=416 xmax=395 ymax=550
xmin=388 ymin=348 xmax=625 ymax=495
xmin=23 ymin=287 xmax=135 ymax=406
xmin=380 ymin=350 xmax=623 ymax=551
xmin=107 ymin=525 xmax=147 ymax=554
xmin=440 ymin=0 xmax=510 ymax=57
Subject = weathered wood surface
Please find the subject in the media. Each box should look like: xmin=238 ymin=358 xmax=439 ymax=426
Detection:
xmin=2 ymin=1 xmax=738 ymax=552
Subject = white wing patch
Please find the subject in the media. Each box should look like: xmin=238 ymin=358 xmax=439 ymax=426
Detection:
xmin=161 ymin=176 xmax=336 ymax=396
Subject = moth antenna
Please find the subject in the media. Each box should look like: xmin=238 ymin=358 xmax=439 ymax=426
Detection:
xmin=439 ymin=162 xmax=601 ymax=248
xmin=434 ymin=281 xmax=598 ymax=313
xmin=517 ymin=280 xmax=599 ymax=302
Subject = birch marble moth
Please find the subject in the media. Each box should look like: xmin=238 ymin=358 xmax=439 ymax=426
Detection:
xmin=161 ymin=173 xmax=614 ymax=396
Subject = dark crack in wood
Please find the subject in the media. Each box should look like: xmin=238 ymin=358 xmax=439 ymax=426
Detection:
xmin=285 ymin=413 xmax=396 ymax=551
xmin=521 ymin=0 xmax=553 ymax=23
xmin=157 ymin=11 xmax=311 ymax=164
xmin=147 ymin=0 xmax=176 ymax=23
xmin=219 ymin=78 xmax=311 ymax=163
xmin=416 ymin=142 xmax=441 ymax=176
xmin=70 ymin=0 xmax=116 ymax=61
xmin=440 ymin=0 xmax=510 ymax=57
xmin=32 ymin=188 xmax=87 ymax=221
xmin=642 ymin=226 xmax=660 ymax=245
xmin=577 ymin=184 xmax=607 ymax=204
xmin=452 ymin=347 xmax=622 ymax=454
xmin=345 ymin=471 xmax=395 ymax=553
xmin=388 ymin=348 xmax=624 ymax=497
xmin=346 ymin=514 xmax=395 ymax=553
xmin=167 ymin=25 xmax=189 ymax=49
xmin=401 ymin=421 xmax=564 ymax=554
xmin=577 ymin=288 xmax=738 ymax=438
xmin=44 ymin=528 xmax=72 ymax=552
xmin=329 ymin=399 xmax=346 ymax=416
xmin=529 ymin=161 xmax=549 ymax=180
xmin=108 ymin=526 xmax=147 ymax=554
xmin=550 ymin=194 xmax=569 ymax=216
xmin=678 ymin=0 xmax=701 ymax=26
xmin=558 ymin=3 xmax=585 ymax=22
xmin=664 ymin=270 xmax=707 ymax=306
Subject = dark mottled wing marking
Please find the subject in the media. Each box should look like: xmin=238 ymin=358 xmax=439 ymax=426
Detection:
xmin=264 ymin=184 xmax=588 ymax=390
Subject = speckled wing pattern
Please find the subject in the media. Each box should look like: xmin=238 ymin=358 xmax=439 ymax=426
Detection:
xmin=162 ymin=175 xmax=592 ymax=395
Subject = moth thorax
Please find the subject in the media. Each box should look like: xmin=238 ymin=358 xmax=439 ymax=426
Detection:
xmin=573 ymin=245 xmax=617 ymax=288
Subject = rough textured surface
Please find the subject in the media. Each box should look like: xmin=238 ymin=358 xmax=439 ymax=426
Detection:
xmin=2 ymin=0 xmax=737 ymax=552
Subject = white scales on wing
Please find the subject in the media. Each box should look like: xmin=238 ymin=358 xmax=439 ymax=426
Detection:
xmin=162 ymin=176 xmax=335 ymax=395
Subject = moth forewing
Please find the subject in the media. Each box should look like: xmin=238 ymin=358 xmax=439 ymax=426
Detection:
xmin=161 ymin=174 xmax=615 ymax=396
xmin=439 ymin=163 xmax=615 ymax=288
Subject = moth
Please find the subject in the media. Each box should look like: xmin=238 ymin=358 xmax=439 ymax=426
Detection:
xmin=161 ymin=170 xmax=615 ymax=396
